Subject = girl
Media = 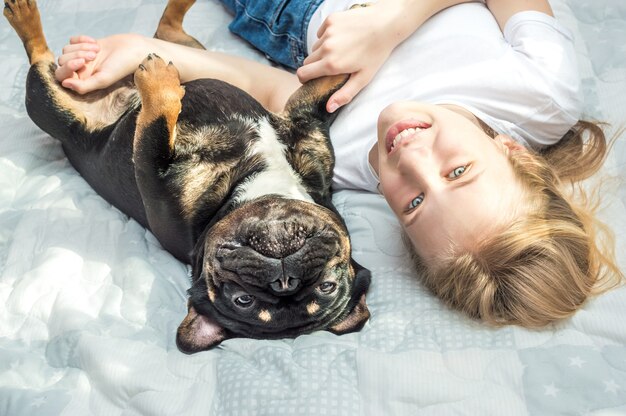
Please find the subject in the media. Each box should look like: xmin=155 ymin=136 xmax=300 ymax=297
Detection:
xmin=55 ymin=0 xmax=622 ymax=327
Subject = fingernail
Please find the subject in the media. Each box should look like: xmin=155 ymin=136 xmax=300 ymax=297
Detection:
xmin=328 ymin=102 xmax=339 ymax=113
xmin=86 ymin=52 xmax=96 ymax=59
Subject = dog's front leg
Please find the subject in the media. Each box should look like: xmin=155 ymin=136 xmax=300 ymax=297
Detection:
xmin=134 ymin=53 xmax=184 ymax=157
xmin=133 ymin=54 xmax=190 ymax=258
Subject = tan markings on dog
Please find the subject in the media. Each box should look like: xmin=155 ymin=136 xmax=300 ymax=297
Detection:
xmin=289 ymin=128 xmax=333 ymax=181
xmin=306 ymin=301 xmax=320 ymax=315
xmin=134 ymin=55 xmax=185 ymax=152
xmin=272 ymin=116 xmax=333 ymax=193
xmin=208 ymin=287 xmax=216 ymax=302
xmin=181 ymin=164 xmax=214 ymax=216
xmin=336 ymin=235 xmax=352 ymax=265
xmin=326 ymin=251 xmax=349 ymax=270
xmin=176 ymin=121 xmax=266 ymax=220
xmin=258 ymin=310 xmax=272 ymax=322
xmin=179 ymin=161 xmax=236 ymax=220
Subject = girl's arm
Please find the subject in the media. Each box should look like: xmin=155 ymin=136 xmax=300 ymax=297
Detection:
xmin=485 ymin=0 xmax=554 ymax=30
xmin=56 ymin=34 xmax=300 ymax=113
xmin=297 ymin=0 xmax=477 ymax=112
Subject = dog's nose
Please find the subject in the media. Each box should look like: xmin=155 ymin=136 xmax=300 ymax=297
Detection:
xmin=269 ymin=276 xmax=301 ymax=295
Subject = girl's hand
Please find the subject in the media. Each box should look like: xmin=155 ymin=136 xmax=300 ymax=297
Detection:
xmin=296 ymin=3 xmax=401 ymax=113
xmin=55 ymin=34 xmax=147 ymax=94
xmin=297 ymin=0 xmax=478 ymax=112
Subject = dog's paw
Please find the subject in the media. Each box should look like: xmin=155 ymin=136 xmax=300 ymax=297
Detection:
xmin=134 ymin=53 xmax=185 ymax=104
xmin=4 ymin=0 xmax=41 ymax=36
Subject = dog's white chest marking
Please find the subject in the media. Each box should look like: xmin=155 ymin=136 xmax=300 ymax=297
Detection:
xmin=236 ymin=118 xmax=313 ymax=204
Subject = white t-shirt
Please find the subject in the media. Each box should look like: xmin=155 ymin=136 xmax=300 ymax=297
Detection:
xmin=307 ymin=2 xmax=582 ymax=192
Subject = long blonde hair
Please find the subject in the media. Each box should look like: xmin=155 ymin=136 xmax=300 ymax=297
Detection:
xmin=411 ymin=120 xmax=623 ymax=327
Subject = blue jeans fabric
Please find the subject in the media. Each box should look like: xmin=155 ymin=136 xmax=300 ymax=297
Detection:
xmin=218 ymin=0 xmax=324 ymax=69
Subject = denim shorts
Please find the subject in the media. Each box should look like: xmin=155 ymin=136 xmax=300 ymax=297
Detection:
xmin=218 ymin=0 xmax=324 ymax=69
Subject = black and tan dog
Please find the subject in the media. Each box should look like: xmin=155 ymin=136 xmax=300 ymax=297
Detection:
xmin=4 ymin=0 xmax=370 ymax=353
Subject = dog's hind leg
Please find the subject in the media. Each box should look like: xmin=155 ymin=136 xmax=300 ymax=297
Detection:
xmin=3 ymin=0 xmax=52 ymax=65
xmin=4 ymin=0 xmax=87 ymax=142
xmin=4 ymin=0 xmax=137 ymax=143
xmin=155 ymin=0 xmax=205 ymax=50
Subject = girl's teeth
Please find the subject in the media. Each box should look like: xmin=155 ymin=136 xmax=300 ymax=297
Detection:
xmin=391 ymin=127 xmax=420 ymax=149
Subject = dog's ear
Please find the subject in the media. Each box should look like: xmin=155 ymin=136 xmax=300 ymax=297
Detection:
xmin=329 ymin=294 xmax=369 ymax=334
xmin=176 ymin=305 xmax=228 ymax=354
xmin=329 ymin=261 xmax=371 ymax=334
xmin=283 ymin=74 xmax=349 ymax=123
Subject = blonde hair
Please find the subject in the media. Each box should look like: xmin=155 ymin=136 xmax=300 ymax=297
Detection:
xmin=410 ymin=120 xmax=624 ymax=327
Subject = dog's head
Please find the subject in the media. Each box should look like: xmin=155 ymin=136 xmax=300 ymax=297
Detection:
xmin=176 ymin=196 xmax=370 ymax=353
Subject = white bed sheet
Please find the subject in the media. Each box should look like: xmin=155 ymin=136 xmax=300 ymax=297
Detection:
xmin=0 ymin=1 xmax=625 ymax=415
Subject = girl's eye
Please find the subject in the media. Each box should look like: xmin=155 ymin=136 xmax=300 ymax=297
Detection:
xmin=447 ymin=165 xmax=468 ymax=179
xmin=408 ymin=194 xmax=424 ymax=210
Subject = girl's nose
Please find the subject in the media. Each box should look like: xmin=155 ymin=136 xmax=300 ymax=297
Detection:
xmin=396 ymin=145 xmax=446 ymax=191
xmin=396 ymin=142 xmax=432 ymax=172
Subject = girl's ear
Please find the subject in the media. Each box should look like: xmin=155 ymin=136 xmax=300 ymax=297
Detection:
xmin=495 ymin=135 xmax=527 ymax=155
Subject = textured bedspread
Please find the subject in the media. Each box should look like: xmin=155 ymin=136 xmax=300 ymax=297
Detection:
xmin=1 ymin=1 xmax=625 ymax=415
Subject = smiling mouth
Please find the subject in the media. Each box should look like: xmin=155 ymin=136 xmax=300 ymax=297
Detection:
xmin=385 ymin=120 xmax=431 ymax=154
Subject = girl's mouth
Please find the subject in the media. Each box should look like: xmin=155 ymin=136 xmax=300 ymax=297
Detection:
xmin=385 ymin=119 xmax=432 ymax=154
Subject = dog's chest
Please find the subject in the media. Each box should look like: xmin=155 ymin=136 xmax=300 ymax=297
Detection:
xmin=235 ymin=118 xmax=313 ymax=204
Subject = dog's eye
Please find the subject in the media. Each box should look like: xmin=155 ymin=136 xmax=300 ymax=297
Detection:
xmin=234 ymin=295 xmax=255 ymax=307
xmin=318 ymin=282 xmax=337 ymax=294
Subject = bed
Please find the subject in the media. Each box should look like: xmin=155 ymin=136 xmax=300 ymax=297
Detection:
xmin=1 ymin=0 xmax=625 ymax=414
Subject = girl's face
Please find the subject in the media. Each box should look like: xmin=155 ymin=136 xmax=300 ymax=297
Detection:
xmin=376 ymin=102 xmax=524 ymax=264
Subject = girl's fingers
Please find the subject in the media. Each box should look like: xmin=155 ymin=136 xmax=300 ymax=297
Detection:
xmin=62 ymin=42 xmax=100 ymax=55
xmin=326 ymin=71 xmax=368 ymax=113
xmin=55 ymin=58 xmax=85 ymax=82
xmin=309 ymin=37 xmax=323 ymax=54
xmin=61 ymin=78 xmax=83 ymax=93
xmin=62 ymin=72 xmax=111 ymax=95
xmin=316 ymin=17 xmax=329 ymax=39
xmin=301 ymin=47 xmax=323 ymax=67
xmin=69 ymin=35 xmax=97 ymax=45
xmin=296 ymin=59 xmax=330 ymax=83
xmin=58 ymin=50 xmax=96 ymax=66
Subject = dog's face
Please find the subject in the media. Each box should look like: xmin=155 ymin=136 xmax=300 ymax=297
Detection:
xmin=176 ymin=196 xmax=370 ymax=353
